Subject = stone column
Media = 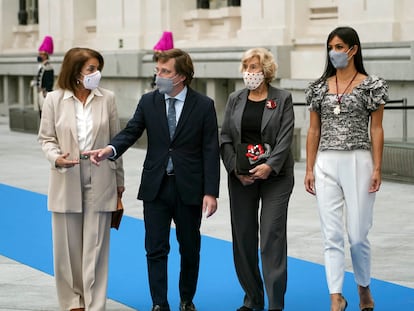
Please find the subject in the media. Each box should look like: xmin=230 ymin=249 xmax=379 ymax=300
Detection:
xmin=237 ymin=0 xmax=291 ymax=46
xmin=206 ymin=79 xmax=229 ymax=126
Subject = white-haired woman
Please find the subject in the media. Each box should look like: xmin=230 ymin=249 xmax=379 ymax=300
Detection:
xmin=220 ymin=47 xmax=295 ymax=311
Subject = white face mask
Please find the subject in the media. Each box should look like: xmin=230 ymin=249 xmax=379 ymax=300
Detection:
xmin=243 ymin=71 xmax=264 ymax=90
xmin=82 ymin=70 xmax=101 ymax=90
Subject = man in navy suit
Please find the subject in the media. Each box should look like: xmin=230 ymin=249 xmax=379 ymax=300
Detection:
xmin=85 ymin=49 xmax=220 ymax=311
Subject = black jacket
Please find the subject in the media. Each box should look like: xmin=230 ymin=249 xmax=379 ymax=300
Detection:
xmin=111 ymin=87 xmax=220 ymax=205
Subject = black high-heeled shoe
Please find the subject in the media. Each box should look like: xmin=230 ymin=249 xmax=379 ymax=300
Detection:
xmin=330 ymin=294 xmax=347 ymax=311
xmin=360 ymin=303 xmax=374 ymax=311
xmin=340 ymin=295 xmax=348 ymax=311
xmin=358 ymin=285 xmax=374 ymax=311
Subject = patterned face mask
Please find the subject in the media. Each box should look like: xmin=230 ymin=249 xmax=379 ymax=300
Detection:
xmin=243 ymin=71 xmax=264 ymax=90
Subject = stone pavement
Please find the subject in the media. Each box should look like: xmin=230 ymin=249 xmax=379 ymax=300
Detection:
xmin=0 ymin=115 xmax=413 ymax=310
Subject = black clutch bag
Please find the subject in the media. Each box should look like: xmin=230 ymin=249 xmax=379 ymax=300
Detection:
xmin=235 ymin=143 xmax=270 ymax=175
xmin=111 ymin=197 xmax=124 ymax=230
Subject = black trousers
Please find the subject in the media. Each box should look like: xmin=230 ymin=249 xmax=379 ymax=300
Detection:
xmin=143 ymin=174 xmax=202 ymax=307
xmin=228 ymin=172 xmax=294 ymax=310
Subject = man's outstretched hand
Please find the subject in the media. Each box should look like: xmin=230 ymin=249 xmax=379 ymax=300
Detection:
xmin=82 ymin=146 xmax=114 ymax=166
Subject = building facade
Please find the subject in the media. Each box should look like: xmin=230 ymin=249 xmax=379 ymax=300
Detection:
xmin=0 ymin=0 xmax=413 ymax=144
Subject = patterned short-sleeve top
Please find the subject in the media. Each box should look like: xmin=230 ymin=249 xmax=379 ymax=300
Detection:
xmin=305 ymin=75 xmax=388 ymax=151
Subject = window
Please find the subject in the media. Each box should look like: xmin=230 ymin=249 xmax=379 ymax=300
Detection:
xmin=197 ymin=0 xmax=240 ymax=9
xmin=18 ymin=0 xmax=39 ymax=25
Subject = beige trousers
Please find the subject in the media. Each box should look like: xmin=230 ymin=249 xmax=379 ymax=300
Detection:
xmin=52 ymin=160 xmax=112 ymax=311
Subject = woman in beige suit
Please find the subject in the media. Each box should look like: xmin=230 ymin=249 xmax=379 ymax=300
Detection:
xmin=38 ymin=47 xmax=124 ymax=311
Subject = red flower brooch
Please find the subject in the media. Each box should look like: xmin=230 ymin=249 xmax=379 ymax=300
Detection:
xmin=266 ymin=99 xmax=277 ymax=109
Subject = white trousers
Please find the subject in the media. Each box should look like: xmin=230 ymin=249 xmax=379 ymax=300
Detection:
xmin=52 ymin=160 xmax=112 ymax=311
xmin=314 ymin=150 xmax=375 ymax=294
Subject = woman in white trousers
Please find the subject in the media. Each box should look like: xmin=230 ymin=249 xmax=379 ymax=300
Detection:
xmin=304 ymin=26 xmax=388 ymax=311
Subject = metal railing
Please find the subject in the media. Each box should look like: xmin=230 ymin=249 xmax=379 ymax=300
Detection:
xmin=384 ymin=98 xmax=410 ymax=143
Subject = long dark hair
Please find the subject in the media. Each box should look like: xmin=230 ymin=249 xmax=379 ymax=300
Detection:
xmin=317 ymin=26 xmax=368 ymax=83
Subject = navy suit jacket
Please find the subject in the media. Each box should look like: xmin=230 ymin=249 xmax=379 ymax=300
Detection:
xmin=111 ymin=87 xmax=220 ymax=205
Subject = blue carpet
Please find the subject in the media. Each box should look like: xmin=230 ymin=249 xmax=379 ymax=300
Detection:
xmin=1 ymin=183 xmax=413 ymax=310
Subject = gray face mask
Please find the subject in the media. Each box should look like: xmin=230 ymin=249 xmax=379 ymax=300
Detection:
xmin=329 ymin=46 xmax=353 ymax=69
xmin=155 ymin=75 xmax=179 ymax=94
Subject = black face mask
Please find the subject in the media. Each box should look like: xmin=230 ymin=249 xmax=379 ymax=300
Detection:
xmin=37 ymin=56 xmax=43 ymax=62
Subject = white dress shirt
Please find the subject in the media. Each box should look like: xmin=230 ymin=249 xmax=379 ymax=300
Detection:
xmin=64 ymin=89 xmax=102 ymax=152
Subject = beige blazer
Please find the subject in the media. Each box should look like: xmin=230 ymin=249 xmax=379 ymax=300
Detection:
xmin=38 ymin=88 xmax=124 ymax=213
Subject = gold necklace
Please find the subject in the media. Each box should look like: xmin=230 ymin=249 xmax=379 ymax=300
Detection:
xmin=334 ymin=71 xmax=358 ymax=115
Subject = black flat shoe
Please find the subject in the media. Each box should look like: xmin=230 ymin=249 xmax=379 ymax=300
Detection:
xmin=179 ymin=301 xmax=196 ymax=311
xmin=151 ymin=305 xmax=170 ymax=311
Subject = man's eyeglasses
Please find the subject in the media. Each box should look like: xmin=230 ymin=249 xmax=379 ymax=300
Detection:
xmin=154 ymin=68 xmax=174 ymax=75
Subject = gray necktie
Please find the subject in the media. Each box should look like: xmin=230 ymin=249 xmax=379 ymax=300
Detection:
xmin=166 ymin=98 xmax=177 ymax=173
xmin=167 ymin=98 xmax=177 ymax=139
